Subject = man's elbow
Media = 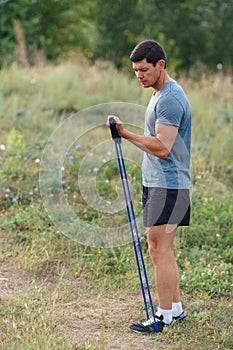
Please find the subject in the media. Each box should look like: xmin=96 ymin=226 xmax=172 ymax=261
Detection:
xmin=160 ymin=150 xmax=170 ymax=159
xmin=153 ymin=137 xmax=170 ymax=159
xmin=155 ymin=148 xmax=169 ymax=159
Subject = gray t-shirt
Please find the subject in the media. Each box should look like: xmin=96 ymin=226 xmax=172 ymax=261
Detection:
xmin=142 ymin=80 xmax=192 ymax=189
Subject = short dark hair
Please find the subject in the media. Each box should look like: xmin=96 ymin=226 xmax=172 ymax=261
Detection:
xmin=130 ymin=40 xmax=166 ymax=69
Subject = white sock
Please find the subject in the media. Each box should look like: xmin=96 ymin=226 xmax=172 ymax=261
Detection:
xmin=156 ymin=307 xmax=172 ymax=325
xmin=172 ymin=302 xmax=183 ymax=317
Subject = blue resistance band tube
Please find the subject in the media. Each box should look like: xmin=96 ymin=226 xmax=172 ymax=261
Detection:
xmin=109 ymin=117 xmax=158 ymax=333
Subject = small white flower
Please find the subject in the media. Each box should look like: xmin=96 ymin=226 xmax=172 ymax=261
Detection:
xmin=0 ymin=144 xmax=6 ymax=151
xmin=35 ymin=158 xmax=40 ymax=163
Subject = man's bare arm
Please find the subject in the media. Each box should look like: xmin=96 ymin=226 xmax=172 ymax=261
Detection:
xmin=107 ymin=115 xmax=178 ymax=159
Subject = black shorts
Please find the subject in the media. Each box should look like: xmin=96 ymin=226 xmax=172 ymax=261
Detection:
xmin=142 ymin=187 xmax=190 ymax=227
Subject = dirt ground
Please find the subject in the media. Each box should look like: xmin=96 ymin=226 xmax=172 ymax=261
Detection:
xmin=0 ymin=260 xmax=173 ymax=350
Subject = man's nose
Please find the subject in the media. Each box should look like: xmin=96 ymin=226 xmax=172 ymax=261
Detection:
xmin=137 ymin=71 xmax=144 ymax=79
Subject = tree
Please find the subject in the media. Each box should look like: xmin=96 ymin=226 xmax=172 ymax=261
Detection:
xmin=0 ymin=0 xmax=232 ymax=72
xmin=0 ymin=0 xmax=94 ymax=66
xmin=92 ymin=0 xmax=233 ymax=72
xmin=92 ymin=0 xmax=146 ymax=68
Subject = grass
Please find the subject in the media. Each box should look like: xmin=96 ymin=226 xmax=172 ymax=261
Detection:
xmin=0 ymin=60 xmax=232 ymax=349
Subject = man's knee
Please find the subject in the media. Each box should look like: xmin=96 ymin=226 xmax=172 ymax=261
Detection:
xmin=148 ymin=241 xmax=167 ymax=263
xmin=147 ymin=237 xmax=164 ymax=265
xmin=147 ymin=226 xmax=174 ymax=264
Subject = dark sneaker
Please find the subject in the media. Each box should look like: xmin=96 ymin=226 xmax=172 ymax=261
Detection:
xmin=173 ymin=311 xmax=186 ymax=323
xmin=130 ymin=315 xmax=174 ymax=334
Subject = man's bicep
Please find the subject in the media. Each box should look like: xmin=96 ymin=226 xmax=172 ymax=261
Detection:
xmin=155 ymin=123 xmax=179 ymax=153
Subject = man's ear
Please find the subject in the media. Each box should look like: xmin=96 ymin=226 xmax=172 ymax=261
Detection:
xmin=157 ymin=59 xmax=166 ymax=70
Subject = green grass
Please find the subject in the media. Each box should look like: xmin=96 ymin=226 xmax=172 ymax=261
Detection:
xmin=0 ymin=60 xmax=232 ymax=349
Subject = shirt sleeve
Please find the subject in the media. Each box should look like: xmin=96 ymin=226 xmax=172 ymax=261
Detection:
xmin=155 ymin=95 xmax=184 ymax=127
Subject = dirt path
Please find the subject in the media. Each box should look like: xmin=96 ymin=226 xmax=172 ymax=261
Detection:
xmin=0 ymin=260 xmax=172 ymax=350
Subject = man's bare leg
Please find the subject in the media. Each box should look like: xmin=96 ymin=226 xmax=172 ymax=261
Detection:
xmin=147 ymin=224 xmax=180 ymax=311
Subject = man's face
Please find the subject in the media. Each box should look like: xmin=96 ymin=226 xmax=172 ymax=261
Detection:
xmin=132 ymin=58 xmax=163 ymax=89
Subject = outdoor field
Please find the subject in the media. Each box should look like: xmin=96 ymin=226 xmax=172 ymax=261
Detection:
xmin=1 ymin=1 xmax=233 ymax=348
xmin=0 ymin=61 xmax=232 ymax=349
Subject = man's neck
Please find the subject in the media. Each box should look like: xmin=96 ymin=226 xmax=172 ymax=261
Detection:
xmin=153 ymin=71 xmax=171 ymax=92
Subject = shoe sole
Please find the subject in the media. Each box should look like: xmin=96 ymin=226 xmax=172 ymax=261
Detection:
xmin=130 ymin=329 xmax=156 ymax=335
xmin=130 ymin=321 xmax=172 ymax=334
xmin=173 ymin=315 xmax=186 ymax=323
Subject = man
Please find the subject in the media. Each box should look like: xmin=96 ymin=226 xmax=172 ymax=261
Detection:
xmin=107 ymin=40 xmax=191 ymax=333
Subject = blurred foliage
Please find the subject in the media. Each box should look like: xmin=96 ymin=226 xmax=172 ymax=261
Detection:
xmin=0 ymin=0 xmax=94 ymax=64
xmin=0 ymin=0 xmax=232 ymax=72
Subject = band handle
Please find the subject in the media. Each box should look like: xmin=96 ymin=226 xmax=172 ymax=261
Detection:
xmin=109 ymin=117 xmax=121 ymax=143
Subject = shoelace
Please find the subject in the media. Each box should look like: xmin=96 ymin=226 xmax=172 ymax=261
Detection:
xmin=142 ymin=315 xmax=163 ymax=326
